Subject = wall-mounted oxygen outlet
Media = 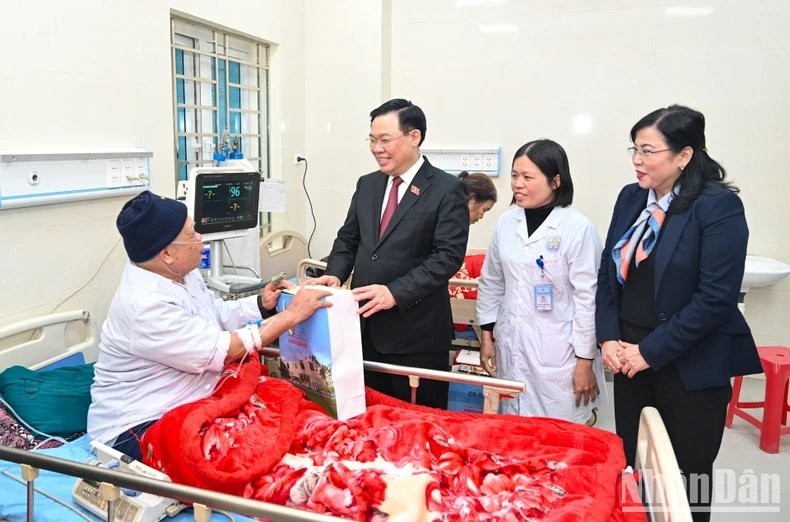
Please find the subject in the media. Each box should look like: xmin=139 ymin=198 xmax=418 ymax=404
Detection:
xmin=294 ymin=154 xmax=305 ymax=165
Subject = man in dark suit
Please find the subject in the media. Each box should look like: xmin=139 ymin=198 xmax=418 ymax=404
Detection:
xmin=311 ymin=98 xmax=469 ymax=408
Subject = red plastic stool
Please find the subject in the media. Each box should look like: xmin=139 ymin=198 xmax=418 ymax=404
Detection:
xmin=725 ymin=346 xmax=790 ymax=453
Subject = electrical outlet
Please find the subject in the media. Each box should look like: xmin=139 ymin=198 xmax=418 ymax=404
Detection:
xmin=483 ymin=154 xmax=496 ymax=170
xmin=131 ymin=158 xmax=148 ymax=185
xmin=294 ymin=154 xmax=305 ymax=165
xmin=471 ymin=155 xmax=483 ymax=169
xmin=121 ymin=160 xmax=135 ymax=185
xmin=107 ymin=160 xmax=122 ymax=187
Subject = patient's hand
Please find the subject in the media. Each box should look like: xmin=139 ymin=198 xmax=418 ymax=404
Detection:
xmin=304 ymin=275 xmax=341 ymax=287
xmin=287 ymin=288 xmax=333 ymax=322
xmin=480 ymin=331 xmax=497 ymax=376
xmin=260 ymin=281 xmax=291 ymax=310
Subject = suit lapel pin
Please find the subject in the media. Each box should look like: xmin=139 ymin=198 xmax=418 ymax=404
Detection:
xmin=410 ymin=185 xmax=420 ymax=196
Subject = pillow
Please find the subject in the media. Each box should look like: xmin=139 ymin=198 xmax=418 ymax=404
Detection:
xmin=0 ymin=363 xmax=94 ymax=437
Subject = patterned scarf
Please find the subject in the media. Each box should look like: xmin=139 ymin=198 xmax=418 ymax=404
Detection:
xmin=612 ymin=199 xmax=668 ymax=285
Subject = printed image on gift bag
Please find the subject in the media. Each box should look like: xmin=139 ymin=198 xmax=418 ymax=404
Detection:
xmin=276 ymin=286 xmax=366 ymax=420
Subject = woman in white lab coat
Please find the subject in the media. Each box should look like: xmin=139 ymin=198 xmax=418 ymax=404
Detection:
xmin=477 ymin=139 xmax=605 ymax=424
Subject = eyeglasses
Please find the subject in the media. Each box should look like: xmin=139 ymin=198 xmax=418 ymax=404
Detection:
xmin=171 ymin=239 xmax=204 ymax=246
xmin=366 ymin=134 xmax=405 ymax=148
xmin=627 ymin=147 xmax=672 ymax=159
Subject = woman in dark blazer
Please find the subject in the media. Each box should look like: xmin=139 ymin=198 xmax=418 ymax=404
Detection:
xmin=595 ymin=105 xmax=762 ymax=521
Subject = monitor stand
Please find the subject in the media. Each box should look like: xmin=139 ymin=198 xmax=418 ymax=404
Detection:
xmin=205 ymin=238 xmax=265 ymax=295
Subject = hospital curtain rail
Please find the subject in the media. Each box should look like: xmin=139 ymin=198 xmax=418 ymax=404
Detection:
xmin=0 ymin=445 xmax=349 ymax=522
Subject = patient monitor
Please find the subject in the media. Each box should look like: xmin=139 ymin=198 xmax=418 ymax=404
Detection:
xmin=186 ymin=167 xmax=264 ymax=295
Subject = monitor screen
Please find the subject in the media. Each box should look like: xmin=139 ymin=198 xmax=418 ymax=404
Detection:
xmin=193 ymin=171 xmax=260 ymax=235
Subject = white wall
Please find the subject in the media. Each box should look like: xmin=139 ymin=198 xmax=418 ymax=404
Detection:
xmin=386 ymin=0 xmax=790 ymax=346
xmin=0 ymin=0 xmax=306 ymax=337
xmin=299 ymin=0 xmax=386 ymax=259
xmin=1 ymin=0 xmax=788 ymax=348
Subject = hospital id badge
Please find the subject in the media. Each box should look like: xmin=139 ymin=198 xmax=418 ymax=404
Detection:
xmin=534 ymin=284 xmax=553 ymax=311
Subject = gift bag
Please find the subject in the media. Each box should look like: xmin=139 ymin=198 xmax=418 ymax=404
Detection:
xmin=275 ymin=286 xmax=365 ymax=420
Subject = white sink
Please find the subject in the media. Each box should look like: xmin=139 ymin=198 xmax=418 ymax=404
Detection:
xmin=741 ymin=255 xmax=790 ymax=292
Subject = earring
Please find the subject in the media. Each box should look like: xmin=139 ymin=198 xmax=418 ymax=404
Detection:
xmin=680 ymin=165 xmax=685 ymax=171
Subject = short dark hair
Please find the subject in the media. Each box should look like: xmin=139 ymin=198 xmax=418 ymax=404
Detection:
xmin=510 ymin=139 xmax=574 ymax=207
xmin=458 ymin=171 xmax=497 ymax=203
xmin=630 ymin=104 xmax=736 ymax=212
xmin=370 ymin=98 xmax=427 ymax=146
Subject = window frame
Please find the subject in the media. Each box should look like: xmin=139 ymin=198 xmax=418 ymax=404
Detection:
xmin=170 ymin=16 xmax=271 ymax=232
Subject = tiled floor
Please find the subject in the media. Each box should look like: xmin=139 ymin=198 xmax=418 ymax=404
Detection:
xmin=597 ymin=376 xmax=789 ymax=521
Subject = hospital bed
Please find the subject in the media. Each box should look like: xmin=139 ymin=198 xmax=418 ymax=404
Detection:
xmin=0 ymin=307 xmax=522 ymax=520
xmin=0 ymin=305 xmax=686 ymax=521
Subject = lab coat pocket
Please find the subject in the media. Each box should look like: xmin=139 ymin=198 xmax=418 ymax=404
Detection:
xmin=537 ymin=319 xmax=573 ymax=367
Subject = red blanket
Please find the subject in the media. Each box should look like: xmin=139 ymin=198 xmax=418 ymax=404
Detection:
xmin=141 ymin=359 xmax=646 ymax=521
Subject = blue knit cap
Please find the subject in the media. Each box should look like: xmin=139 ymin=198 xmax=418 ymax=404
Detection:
xmin=116 ymin=191 xmax=187 ymax=262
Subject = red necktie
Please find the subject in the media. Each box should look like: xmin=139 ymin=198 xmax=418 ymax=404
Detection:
xmin=379 ymin=176 xmax=403 ymax=238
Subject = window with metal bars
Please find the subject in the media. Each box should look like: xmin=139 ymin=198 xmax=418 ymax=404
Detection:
xmin=170 ymin=17 xmax=270 ymax=185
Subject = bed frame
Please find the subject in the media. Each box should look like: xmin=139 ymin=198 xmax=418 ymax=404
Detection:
xmin=0 ymin=309 xmax=521 ymax=520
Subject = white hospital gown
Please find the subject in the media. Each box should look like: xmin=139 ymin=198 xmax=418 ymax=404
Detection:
xmin=87 ymin=262 xmax=261 ymax=444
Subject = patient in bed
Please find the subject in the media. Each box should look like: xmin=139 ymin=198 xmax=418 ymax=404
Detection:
xmin=87 ymin=190 xmax=330 ymax=460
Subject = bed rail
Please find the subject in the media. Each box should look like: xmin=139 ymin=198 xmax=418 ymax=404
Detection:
xmin=0 ymin=444 xmax=349 ymax=522
xmin=0 ymin=310 xmax=94 ymax=370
